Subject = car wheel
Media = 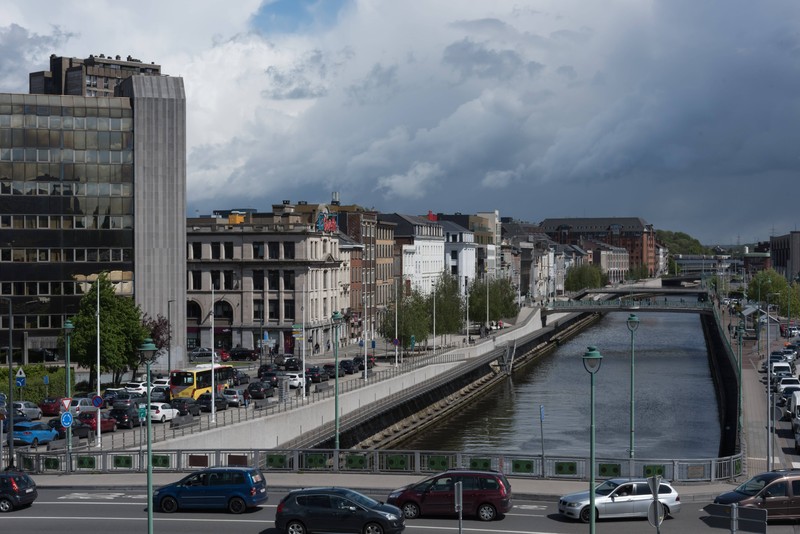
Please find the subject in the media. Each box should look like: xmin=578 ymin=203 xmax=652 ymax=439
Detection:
xmin=363 ymin=523 xmax=384 ymax=534
xmin=228 ymin=496 xmax=246 ymax=514
xmin=0 ymin=497 xmax=13 ymax=513
xmin=160 ymin=416 xmax=166 ymax=423
xmin=477 ymin=503 xmax=497 ymax=521
xmin=401 ymin=502 xmax=420 ymax=519
xmin=663 ymin=504 xmax=671 ymax=518
xmin=286 ymin=520 xmax=307 ymax=534
xmin=579 ymin=506 xmax=596 ymax=523
xmin=160 ymin=496 xmax=178 ymax=513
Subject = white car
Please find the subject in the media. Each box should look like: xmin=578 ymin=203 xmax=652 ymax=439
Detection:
xmin=559 ymin=478 xmax=681 ymax=522
xmin=284 ymin=373 xmax=305 ymax=389
xmin=777 ymin=377 xmax=800 ymax=394
xmin=149 ymin=402 xmax=180 ymax=423
xmin=125 ymin=381 xmax=154 ymax=395
xmin=152 ymin=377 xmax=170 ymax=388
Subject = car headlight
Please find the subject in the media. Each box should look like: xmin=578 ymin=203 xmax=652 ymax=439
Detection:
xmin=378 ymin=511 xmax=400 ymax=521
xmin=388 ymin=491 xmax=400 ymax=498
xmin=565 ymin=501 xmax=580 ymax=507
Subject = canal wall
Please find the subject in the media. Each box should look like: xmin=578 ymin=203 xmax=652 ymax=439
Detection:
xmin=703 ymin=309 xmax=740 ymax=457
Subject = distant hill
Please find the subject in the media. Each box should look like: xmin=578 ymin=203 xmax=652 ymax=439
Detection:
xmin=656 ymin=230 xmax=711 ymax=255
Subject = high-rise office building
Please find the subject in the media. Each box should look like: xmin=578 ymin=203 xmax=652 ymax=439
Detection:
xmin=0 ymin=56 xmax=185 ymax=368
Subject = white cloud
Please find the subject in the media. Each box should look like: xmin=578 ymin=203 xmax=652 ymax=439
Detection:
xmin=376 ymin=161 xmax=443 ymax=199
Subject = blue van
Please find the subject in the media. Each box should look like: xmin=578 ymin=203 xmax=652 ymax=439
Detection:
xmin=154 ymin=467 xmax=268 ymax=514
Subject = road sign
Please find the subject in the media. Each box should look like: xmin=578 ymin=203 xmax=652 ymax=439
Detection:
xmin=61 ymin=398 xmax=72 ymax=412
xmin=138 ymin=406 xmax=147 ymax=419
xmin=15 ymin=368 xmax=26 ymax=379
xmin=92 ymin=395 xmax=103 ymax=408
xmin=60 ymin=411 xmax=73 ymax=428
xmin=647 ymin=474 xmax=662 ymax=496
xmin=15 ymin=376 xmax=25 ymax=388
xmin=647 ymin=500 xmax=665 ymax=527
xmin=43 ymin=375 xmax=49 ymax=385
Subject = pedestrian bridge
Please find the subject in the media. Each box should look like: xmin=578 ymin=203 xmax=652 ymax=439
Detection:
xmin=543 ymin=298 xmax=715 ymax=315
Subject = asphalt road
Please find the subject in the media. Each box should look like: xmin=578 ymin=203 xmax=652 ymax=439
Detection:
xmin=6 ymin=488 xmax=797 ymax=534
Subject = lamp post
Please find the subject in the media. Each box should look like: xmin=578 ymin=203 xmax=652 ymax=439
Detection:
xmin=582 ymin=346 xmax=603 ymax=534
xmin=95 ymin=280 xmax=102 ymax=448
xmin=626 ymin=313 xmax=639 ymax=473
xmin=3 ymin=297 xmax=13 ymax=468
xmin=737 ymin=320 xmax=744 ymax=434
xmin=64 ymin=319 xmax=74 ymax=473
xmin=138 ymin=338 xmax=157 ymax=534
xmin=766 ymin=291 xmax=778 ymax=469
xmin=332 ymin=311 xmax=343 ymax=451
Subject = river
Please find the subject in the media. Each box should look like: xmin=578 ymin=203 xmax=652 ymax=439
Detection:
xmin=397 ymin=310 xmax=721 ymax=459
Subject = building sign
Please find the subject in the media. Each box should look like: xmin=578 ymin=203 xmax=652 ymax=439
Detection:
xmin=316 ymin=211 xmax=338 ymax=233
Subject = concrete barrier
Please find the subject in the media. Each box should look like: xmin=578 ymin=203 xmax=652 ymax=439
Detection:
xmin=170 ymin=414 xmax=199 ymax=429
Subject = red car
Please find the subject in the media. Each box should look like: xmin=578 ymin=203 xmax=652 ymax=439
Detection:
xmin=77 ymin=411 xmax=117 ymax=433
xmin=215 ymin=349 xmax=230 ymax=362
xmin=39 ymin=396 xmax=65 ymax=416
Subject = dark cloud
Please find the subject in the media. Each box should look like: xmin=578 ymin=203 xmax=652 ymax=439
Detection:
xmin=0 ymin=24 xmax=74 ymax=92
xmin=442 ymin=38 xmax=525 ymax=80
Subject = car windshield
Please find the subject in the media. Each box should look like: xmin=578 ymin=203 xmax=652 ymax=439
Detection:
xmin=341 ymin=489 xmax=378 ymax=507
xmin=594 ymin=480 xmax=620 ymax=496
xmin=734 ymin=474 xmax=773 ymax=496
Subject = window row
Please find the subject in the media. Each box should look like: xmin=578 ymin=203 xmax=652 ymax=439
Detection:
xmin=1 ymin=214 xmax=134 ymax=230
xmin=0 ymin=314 xmax=62 ymax=330
xmin=0 ymin=115 xmax=133 ymax=131
xmin=0 ymin=147 xmax=132 ymax=165
xmin=188 ymin=241 xmax=297 ymax=261
xmin=0 ymin=162 xmax=133 ymax=182
xmin=0 ymin=247 xmax=131 ymax=263
xmin=1 ymin=180 xmax=133 ymax=197
xmin=1 ymin=128 xmax=133 ymax=150
xmin=0 ymin=278 xmax=132 ymax=298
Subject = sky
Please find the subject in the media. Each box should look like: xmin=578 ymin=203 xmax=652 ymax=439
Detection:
xmin=1 ymin=0 xmax=799 ymax=246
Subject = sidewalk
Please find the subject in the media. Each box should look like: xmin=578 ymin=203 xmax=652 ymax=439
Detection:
xmin=32 ymin=471 xmax=735 ymax=502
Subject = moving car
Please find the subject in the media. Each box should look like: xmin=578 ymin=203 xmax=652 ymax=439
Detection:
xmin=229 ymin=347 xmax=258 ymax=361
xmin=0 ymin=470 xmax=38 ymax=512
xmin=109 ymin=406 xmax=143 ymax=429
xmin=196 ymin=393 xmax=228 ymax=412
xmin=154 ymin=467 xmax=268 ymax=514
xmin=68 ymin=397 xmax=97 ymax=416
xmin=558 ymin=477 xmax=681 ymax=523
xmin=284 ymin=372 xmax=305 ymax=389
xmin=47 ymin=418 xmax=92 ymax=440
xmin=388 ymin=469 xmax=512 ymax=521
xmin=233 ymin=369 xmax=251 ymax=386
xmin=149 ymin=402 xmax=180 ymax=423
xmin=12 ymin=421 xmax=59 ymax=448
xmin=714 ymin=470 xmax=800 ymax=519
xmin=124 ymin=381 xmax=154 ymax=395
xmin=323 ymin=363 xmax=344 ymax=378
xmin=304 ymin=366 xmax=328 ymax=383
xmin=339 ymin=359 xmax=356 ymax=374
xmin=223 ymin=388 xmax=245 ymax=407
xmin=247 ymin=381 xmax=274 ymax=400
xmin=276 ymin=487 xmax=404 ymax=534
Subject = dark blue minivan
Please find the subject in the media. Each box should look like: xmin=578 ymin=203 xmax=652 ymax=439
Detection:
xmin=154 ymin=467 xmax=268 ymax=514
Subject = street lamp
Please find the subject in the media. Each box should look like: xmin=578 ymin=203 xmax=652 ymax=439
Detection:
xmin=737 ymin=320 xmax=744 ymax=434
xmin=2 ymin=297 xmax=13 ymax=468
xmin=766 ymin=291 xmax=779 ymax=469
xmin=626 ymin=313 xmax=639 ymax=472
xmin=332 ymin=311 xmax=343 ymax=451
xmin=138 ymin=338 xmax=158 ymax=534
xmin=64 ymin=319 xmax=74 ymax=473
xmin=582 ymin=346 xmax=603 ymax=534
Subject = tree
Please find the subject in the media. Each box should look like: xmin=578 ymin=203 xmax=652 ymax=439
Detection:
xmin=65 ymin=274 xmax=149 ymax=387
xmin=564 ymin=264 xmax=606 ymax=292
xmin=747 ymin=269 xmax=788 ymax=306
xmin=378 ymin=284 xmax=431 ymax=350
xmin=430 ymin=273 xmax=463 ymax=341
xmin=467 ymin=277 xmax=518 ymax=329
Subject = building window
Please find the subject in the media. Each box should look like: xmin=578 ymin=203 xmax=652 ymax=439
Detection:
xmin=283 ymin=242 xmax=295 ymax=259
xmin=254 ymin=299 xmax=264 ymax=322
xmin=253 ymin=270 xmax=264 ymax=291
xmin=268 ymin=299 xmax=279 ymax=320
xmin=268 ymin=242 xmax=280 ymax=259
xmin=224 ymin=241 xmax=234 ymax=259
xmin=211 ymin=242 xmax=221 ymax=260
xmin=223 ymin=270 xmax=235 ymax=290
xmin=211 ymin=271 xmax=220 ymax=290
xmin=190 ymin=242 xmax=201 ymax=259
xmin=253 ymin=242 xmax=265 ymax=260
xmin=267 ymin=270 xmax=280 ymax=291
xmin=283 ymin=271 xmax=295 ymax=291
xmin=284 ymin=300 xmax=295 ymax=321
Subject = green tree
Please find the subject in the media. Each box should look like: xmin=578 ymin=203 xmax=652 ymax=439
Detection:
xmin=656 ymin=230 xmax=711 ymax=255
xmin=746 ymin=269 xmax=788 ymax=306
xmin=65 ymin=274 xmax=149 ymax=388
xmin=564 ymin=264 xmax=606 ymax=292
xmin=431 ymin=273 xmax=464 ymax=341
xmin=467 ymin=277 xmax=518 ymax=328
xmin=379 ymin=284 xmax=432 ymax=350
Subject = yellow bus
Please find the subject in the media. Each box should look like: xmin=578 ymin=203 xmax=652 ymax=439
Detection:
xmin=169 ymin=363 xmax=235 ymax=399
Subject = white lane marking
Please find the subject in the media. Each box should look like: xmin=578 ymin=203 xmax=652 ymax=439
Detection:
xmin=0 ymin=516 xmax=267 ymax=523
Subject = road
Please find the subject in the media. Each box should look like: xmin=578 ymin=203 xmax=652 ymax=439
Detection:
xmin=8 ymin=488 xmax=797 ymax=533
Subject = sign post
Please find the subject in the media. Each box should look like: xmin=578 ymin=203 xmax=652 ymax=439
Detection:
xmin=647 ymin=475 xmax=664 ymax=533
xmin=454 ymin=480 xmax=463 ymax=534
xmin=703 ymin=502 xmax=767 ymax=533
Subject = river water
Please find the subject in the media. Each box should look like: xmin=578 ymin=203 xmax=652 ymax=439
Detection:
xmin=398 ymin=310 xmax=721 ymax=459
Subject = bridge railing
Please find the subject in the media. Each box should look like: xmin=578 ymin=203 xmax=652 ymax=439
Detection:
xmin=547 ymin=299 xmax=715 ymax=312
xmin=13 ymin=446 xmax=743 ymax=483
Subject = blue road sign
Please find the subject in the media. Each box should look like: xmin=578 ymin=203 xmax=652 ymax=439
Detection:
xmin=15 ymin=377 xmax=25 ymax=387
xmin=43 ymin=375 xmax=49 ymax=385
xmin=61 ymin=411 xmax=73 ymax=428
xmin=92 ymin=395 xmax=103 ymax=408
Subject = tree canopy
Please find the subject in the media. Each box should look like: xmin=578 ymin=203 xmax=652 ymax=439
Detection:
xmin=564 ymin=264 xmax=608 ymax=292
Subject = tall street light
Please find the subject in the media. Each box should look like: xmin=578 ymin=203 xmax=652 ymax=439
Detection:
xmin=766 ymin=291 xmax=779 ymax=469
xmin=64 ymin=319 xmax=74 ymax=473
xmin=139 ymin=338 xmax=158 ymax=534
xmin=582 ymin=346 xmax=603 ymax=534
xmin=737 ymin=320 xmax=744 ymax=434
xmin=626 ymin=313 xmax=640 ymax=473
xmin=332 ymin=311 xmax=343 ymax=451
xmin=3 ymin=297 xmax=13 ymax=467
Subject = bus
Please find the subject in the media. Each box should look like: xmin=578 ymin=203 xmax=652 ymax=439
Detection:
xmin=170 ymin=364 xmax=235 ymax=399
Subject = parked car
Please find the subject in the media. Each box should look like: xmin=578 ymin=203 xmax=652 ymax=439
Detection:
xmin=259 ymin=370 xmax=280 ymax=388
xmin=47 ymin=418 xmax=92 ymax=440
xmin=304 ymin=366 xmax=329 ymax=383
xmin=77 ymin=411 xmax=117 ymax=433
xmin=111 ymin=391 xmax=146 ymax=409
xmin=559 ymin=477 xmax=681 ymax=523
xmin=222 ymin=388 xmax=245 ymax=407
xmin=149 ymin=402 xmax=180 ymax=423
xmin=124 ymin=381 xmax=154 ymax=395
xmin=276 ymin=487 xmax=404 ymax=534
xmin=353 ymin=355 xmax=376 ymax=370
xmin=216 ymin=348 xmax=231 ymax=362
xmin=101 ymin=388 xmax=127 ymax=408
xmin=109 ymin=406 xmax=143 ymax=429
xmin=715 ymin=470 xmax=800 ymax=519
xmin=38 ymin=396 xmax=65 ymax=417
xmin=154 ymin=467 xmax=268 ymax=514
xmin=388 ymin=469 xmax=512 ymax=521
xmin=233 ymin=369 xmax=251 ymax=386
xmin=13 ymin=401 xmax=42 ymax=420
xmin=68 ymin=397 xmax=97 ymax=416
xmin=282 ymin=357 xmax=302 ymax=371
xmin=189 ymin=347 xmax=214 ymax=362
xmin=196 ymin=393 xmax=228 ymax=412
xmin=12 ymin=421 xmax=59 ymax=448
xmin=247 ymin=381 xmax=274 ymax=400
xmin=171 ymin=397 xmax=201 ymax=417
xmin=339 ymin=359 xmax=356 ymax=375
xmin=283 ymin=372 xmax=305 ymax=389
xmin=229 ymin=347 xmax=258 ymax=361
xmin=323 ymin=363 xmax=345 ymax=378
xmin=150 ymin=386 xmax=171 ymax=403
xmin=0 ymin=470 xmax=38 ymax=512
xmin=152 ymin=377 xmax=171 ymax=388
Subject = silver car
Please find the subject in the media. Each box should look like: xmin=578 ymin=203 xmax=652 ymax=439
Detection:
xmin=559 ymin=478 xmax=681 ymax=523
xmin=13 ymin=401 xmax=42 ymax=420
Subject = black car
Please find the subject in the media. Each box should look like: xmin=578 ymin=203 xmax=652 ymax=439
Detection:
xmin=229 ymin=347 xmax=258 ymax=361
xmin=323 ymin=363 xmax=344 ymax=378
xmin=282 ymin=357 xmax=302 ymax=371
xmin=247 ymin=381 xmax=274 ymax=400
xmin=339 ymin=359 xmax=356 ymax=375
xmin=275 ymin=487 xmax=405 ymax=534
xmin=259 ymin=371 xmax=280 ymax=388
xmin=196 ymin=393 xmax=228 ymax=412
xmin=0 ymin=470 xmax=38 ymax=512
xmin=47 ymin=418 xmax=92 ymax=440
xmin=305 ymin=366 xmax=329 ymax=383
xmin=353 ymin=355 xmax=376 ymax=370
xmin=233 ymin=369 xmax=251 ymax=386
xmin=109 ymin=406 xmax=143 ymax=429
xmin=171 ymin=397 xmax=201 ymax=417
